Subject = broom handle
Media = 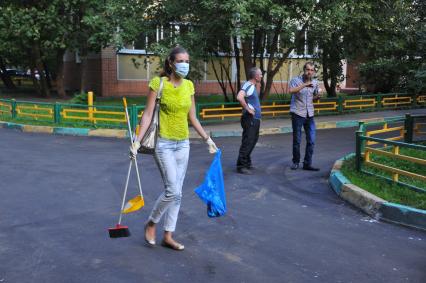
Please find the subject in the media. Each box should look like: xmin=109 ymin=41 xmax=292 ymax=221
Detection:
xmin=133 ymin=158 xmax=143 ymax=196
xmin=123 ymin=98 xmax=143 ymax=197
xmin=123 ymin=98 xmax=135 ymax=144
xmin=118 ymin=159 xmax=132 ymax=225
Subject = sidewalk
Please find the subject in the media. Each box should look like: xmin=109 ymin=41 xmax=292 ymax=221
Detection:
xmin=1 ymin=108 xmax=424 ymax=138
xmin=195 ymin=108 xmax=426 ymax=138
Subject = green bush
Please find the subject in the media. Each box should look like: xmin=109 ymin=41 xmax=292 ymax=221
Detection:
xmin=70 ymin=92 xmax=96 ymax=105
xmin=359 ymin=58 xmax=408 ymax=93
xmin=407 ymin=64 xmax=426 ymax=95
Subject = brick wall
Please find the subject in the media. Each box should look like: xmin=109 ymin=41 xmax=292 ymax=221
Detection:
xmin=64 ymin=47 xmax=324 ymax=97
xmin=345 ymin=60 xmax=362 ymax=89
xmin=99 ymin=48 xmax=148 ymax=97
xmin=63 ymin=51 xmax=102 ymax=95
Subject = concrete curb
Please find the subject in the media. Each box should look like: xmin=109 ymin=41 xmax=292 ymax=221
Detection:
xmin=88 ymin=129 xmax=128 ymax=138
xmin=0 ymin=115 xmax=406 ymax=139
xmin=329 ymin=154 xmax=426 ymax=231
xmin=209 ymin=116 xmax=402 ymax=138
xmin=0 ymin=121 xmax=129 ymax=139
xmin=53 ymin=127 xmax=91 ymax=136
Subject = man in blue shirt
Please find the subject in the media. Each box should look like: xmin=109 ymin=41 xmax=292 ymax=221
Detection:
xmin=236 ymin=67 xmax=262 ymax=174
xmin=289 ymin=62 xmax=323 ymax=171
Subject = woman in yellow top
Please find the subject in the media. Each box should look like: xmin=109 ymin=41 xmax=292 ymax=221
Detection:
xmin=130 ymin=46 xmax=218 ymax=251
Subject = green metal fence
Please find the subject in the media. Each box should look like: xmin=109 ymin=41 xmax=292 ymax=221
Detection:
xmin=197 ymin=93 xmax=426 ymax=123
xmin=1 ymin=93 xmax=425 ymax=129
xmin=0 ymin=98 xmax=150 ymax=130
xmin=355 ymin=114 xmax=426 ymax=193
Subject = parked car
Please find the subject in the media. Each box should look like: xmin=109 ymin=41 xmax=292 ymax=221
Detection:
xmin=3 ymin=68 xmax=30 ymax=78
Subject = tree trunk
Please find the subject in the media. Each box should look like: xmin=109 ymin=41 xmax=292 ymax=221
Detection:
xmin=329 ymin=79 xmax=337 ymax=97
xmin=32 ymin=41 xmax=50 ymax=97
xmin=28 ymin=48 xmax=41 ymax=95
xmin=322 ymin=51 xmax=339 ymax=97
xmin=241 ymin=40 xmax=253 ymax=80
xmin=0 ymin=57 xmax=16 ymax=89
xmin=221 ymin=61 xmax=235 ymax=101
xmin=210 ymin=57 xmax=230 ymax=102
xmin=233 ymin=36 xmax=241 ymax=101
xmin=262 ymin=21 xmax=297 ymax=99
xmin=43 ymin=61 xmax=52 ymax=89
xmin=328 ymin=67 xmax=337 ymax=97
xmin=322 ymin=58 xmax=332 ymax=96
xmin=55 ymin=49 xmax=66 ymax=97
xmin=80 ymin=56 xmax=87 ymax=93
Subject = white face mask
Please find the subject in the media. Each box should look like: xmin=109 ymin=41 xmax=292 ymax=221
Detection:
xmin=174 ymin=62 xmax=190 ymax=78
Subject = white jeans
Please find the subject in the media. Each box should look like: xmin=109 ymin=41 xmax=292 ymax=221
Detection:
xmin=148 ymin=138 xmax=190 ymax=232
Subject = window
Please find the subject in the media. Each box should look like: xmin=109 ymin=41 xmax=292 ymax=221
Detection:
xmin=294 ymin=30 xmax=305 ymax=55
xmin=133 ymin=28 xmax=158 ymax=50
xmin=293 ymin=28 xmax=317 ymax=57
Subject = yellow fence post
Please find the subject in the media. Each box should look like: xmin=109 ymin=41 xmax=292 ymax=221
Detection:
xmin=392 ymin=146 xmax=400 ymax=182
xmin=88 ymin=91 xmax=94 ymax=123
xmin=365 ymin=150 xmax=370 ymax=162
xmin=272 ymin=102 xmax=276 ymax=117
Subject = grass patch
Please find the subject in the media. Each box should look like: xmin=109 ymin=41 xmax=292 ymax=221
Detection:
xmin=367 ymin=144 xmax=426 ymax=189
xmin=341 ymin=154 xmax=426 ymax=210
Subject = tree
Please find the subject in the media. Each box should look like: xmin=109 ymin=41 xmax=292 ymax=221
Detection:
xmin=0 ymin=1 xmax=63 ymax=97
xmin=0 ymin=0 xmax=149 ymax=97
xmin=354 ymin=0 xmax=424 ymax=93
xmin=232 ymin=0 xmax=316 ymax=99
xmin=143 ymin=0 xmax=321 ymax=100
xmin=309 ymin=0 xmax=346 ymax=97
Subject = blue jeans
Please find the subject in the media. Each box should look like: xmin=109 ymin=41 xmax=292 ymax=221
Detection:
xmin=149 ymin=138 xmax=190 ymax=232
xmin=291 ymin=113 xmax=316 ymax=166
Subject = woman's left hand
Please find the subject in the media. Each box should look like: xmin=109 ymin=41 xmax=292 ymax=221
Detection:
xmin=205 ymin=137 xmax=218 ymax=154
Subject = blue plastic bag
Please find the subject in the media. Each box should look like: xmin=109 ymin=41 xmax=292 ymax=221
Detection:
xmin=195 ymin=149 xmax=227 ymax=217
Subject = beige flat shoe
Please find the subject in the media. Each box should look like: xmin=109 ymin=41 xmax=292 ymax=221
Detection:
xmin=144 ymin=223 xmax=155 ymax=246
xmin=161 ymin=240 xmax=184 ymax=251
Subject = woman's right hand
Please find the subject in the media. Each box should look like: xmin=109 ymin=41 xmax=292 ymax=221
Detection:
xmin=129 ymin=141 xmax=141 ymax=159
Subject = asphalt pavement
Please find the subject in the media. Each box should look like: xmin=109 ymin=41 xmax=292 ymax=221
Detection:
xmin=0 ymin=127 xmax=425 ymax=283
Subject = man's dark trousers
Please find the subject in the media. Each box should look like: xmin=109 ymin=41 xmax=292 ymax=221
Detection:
xmin=291 ymin=113 xmax=316 ymax=166
xmin=237 ymin=113 xmax=260 ymax=169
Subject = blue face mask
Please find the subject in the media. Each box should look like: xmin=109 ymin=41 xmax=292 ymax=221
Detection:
xmin=174 ymin=62 xmax=190 ymax=78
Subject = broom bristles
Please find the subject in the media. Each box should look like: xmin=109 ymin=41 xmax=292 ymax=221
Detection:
xmin=108 ymin=224 xmax=130 ymax=238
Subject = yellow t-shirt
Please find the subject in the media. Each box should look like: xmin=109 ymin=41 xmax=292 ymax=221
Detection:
xmin=149 ymin=76 xmax=194 ymax=140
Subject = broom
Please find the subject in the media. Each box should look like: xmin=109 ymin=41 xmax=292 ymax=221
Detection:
xmin=108 ymin=98 xmax=144 ymax=238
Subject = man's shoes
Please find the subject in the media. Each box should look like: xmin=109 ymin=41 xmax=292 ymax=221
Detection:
xmin=302 ymin=164 xmax=320 ymax=171
xmin=237 ymin=167 xmax=253 ymax=175
xmin=290 ymin=163 xmax=299 ymax=170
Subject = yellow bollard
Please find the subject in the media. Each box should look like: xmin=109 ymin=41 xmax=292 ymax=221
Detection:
xmin=88 ymin=91 xmax=94 ymax=123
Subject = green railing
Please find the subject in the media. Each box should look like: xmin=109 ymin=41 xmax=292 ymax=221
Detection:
xmin=1 ymin=93 xmax=425 ymax=129
xmin=0 ymin=98 xmax=145 ymax=130
xmin=196 ymin=93 xmax=426 ymax=123
xmin=355 ymin=114 xmax=426 ymax=193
